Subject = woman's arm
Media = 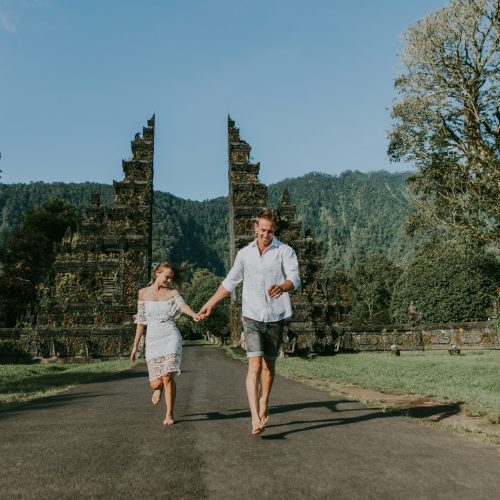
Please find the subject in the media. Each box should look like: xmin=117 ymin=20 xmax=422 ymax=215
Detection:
xmin=131 ymin=288 xmax=147 ymax=361
xmin=130 ymin=324 xmax=145 ymax=362
xmin=180 ymin=302 xmax=200 ymax=321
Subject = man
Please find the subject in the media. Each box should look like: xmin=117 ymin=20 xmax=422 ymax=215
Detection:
xmin=199 ymin=208 xmax=300 ymax=435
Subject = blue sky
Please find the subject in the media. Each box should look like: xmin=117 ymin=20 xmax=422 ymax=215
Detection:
xmin=0 ymin=0 xmax=447 ymax=201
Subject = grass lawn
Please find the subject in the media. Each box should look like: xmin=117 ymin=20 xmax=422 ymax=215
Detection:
xmin=275 ymin=350 xmax=500 ymax=423
xmin=0 ymin=359 xmax=134 ymax=409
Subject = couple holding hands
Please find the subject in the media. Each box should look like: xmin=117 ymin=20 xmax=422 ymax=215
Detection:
xmin=130 ymin=209 xmax=300 ymax=435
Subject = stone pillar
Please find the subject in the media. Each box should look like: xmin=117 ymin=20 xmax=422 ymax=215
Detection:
xmin=36 ymin=116 xmax=155 ymax=357
xmin=227 ymin=116 xmax=267 ymax=342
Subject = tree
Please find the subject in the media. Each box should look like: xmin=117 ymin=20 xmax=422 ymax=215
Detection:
xmin=388 ymin=0 xmax=500 ymax=244
xmin=391 ymin=239 xmax=499 ymax=323
xmin=348 ymin=254 xmax=402 ymax=324
xmin=0 ymin=198 xmax=81 ymax=326
xmin=179 ymin=268 xmax=230 ymax=342
xmin=325 ymin=267 xmax=352 ymax=322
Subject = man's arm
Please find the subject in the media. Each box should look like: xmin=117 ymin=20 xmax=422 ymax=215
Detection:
xmin=267 ymin=279 xmax=295 ymax=298
xmin=268 ymin=247 xmax=301 ymax=298
xmin=199 ymin=252 xmax=244 ymax=318
xmin=198 ymin=284 xmax=231 ymax=318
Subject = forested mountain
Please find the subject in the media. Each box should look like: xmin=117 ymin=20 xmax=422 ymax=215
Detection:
xmin=0 ymin=171 xmax=425 ymax=274
xmin=269 ymin=171 xmax=427 ymax=269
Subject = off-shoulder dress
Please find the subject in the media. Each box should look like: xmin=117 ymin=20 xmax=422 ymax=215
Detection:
xmin=134 ymin=295 xmax=184 ymax=380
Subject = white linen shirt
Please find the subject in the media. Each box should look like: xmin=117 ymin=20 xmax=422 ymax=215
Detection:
xmin=221 ymin=237 xmax=301 ymax=323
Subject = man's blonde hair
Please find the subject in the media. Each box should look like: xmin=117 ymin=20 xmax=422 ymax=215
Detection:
xmin=255 ymin=208 xmax=277 ymax=225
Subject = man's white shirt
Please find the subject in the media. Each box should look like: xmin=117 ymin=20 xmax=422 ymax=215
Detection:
xmin=221 ymin=237 xmax=301 ymax=323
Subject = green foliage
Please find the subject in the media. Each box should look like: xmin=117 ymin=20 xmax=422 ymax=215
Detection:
xmin=269 ymin=171 xmax=427 ymax=269
xmin=325 ymin=268 xmax=351 ymax=322
xmin=0 ymin=360 xmax=132 ymax=406
xmin=0 ymin=182 xmax=112 ymax=247
xmin=1 ymin=171 xmax=423 ymax=274
xmin=0 ymin=197 xmax=81 ymax=326
xmin=0 ymin=341 xmax=32 ymax=363
xmin=391 ymin=239 xmax=500 ymax=323
xmin=347 ymin=254 xmax=402 ymax=324
xmin=152 ymin=192 xmax=228 ymax=275
xmin=388 ymin=0 xmax=499 ymax=243
xmin=182 ymin=268 xmax=229 ymax=340
xmin=276 ymin=350 xmax=500 ymax=424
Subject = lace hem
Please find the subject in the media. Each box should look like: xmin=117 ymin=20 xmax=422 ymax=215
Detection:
xmin=148 ymin=353 xmax=181 ymax=380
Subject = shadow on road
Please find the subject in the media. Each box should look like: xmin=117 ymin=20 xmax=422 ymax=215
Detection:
xmin=184 ymin=399 xmax=463 ymax=440
xmin=0 ymin=367 xmax=146 ymax=420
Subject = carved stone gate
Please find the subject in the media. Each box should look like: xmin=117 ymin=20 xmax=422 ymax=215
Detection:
xmin=227 ymin=116 xmax=335 ymax=354
xmin=33 ymin=116 xmax=155 ymax=357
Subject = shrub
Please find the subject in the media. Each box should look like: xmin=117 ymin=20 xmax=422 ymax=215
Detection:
xmin=391 ymin=240 xmax=499 ymax=323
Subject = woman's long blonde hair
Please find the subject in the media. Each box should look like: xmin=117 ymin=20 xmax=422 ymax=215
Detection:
xmin=151 ymin=261 xmax=192 ymax=290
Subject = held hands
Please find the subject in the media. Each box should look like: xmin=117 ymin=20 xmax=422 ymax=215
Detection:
xmin=197 ymin=302 xmax=213 ymax=321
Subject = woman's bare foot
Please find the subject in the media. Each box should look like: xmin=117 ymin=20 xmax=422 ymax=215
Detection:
xmin=251 ymin=418 xmax=264 ymax=435
xmin=151 ymin=389 xmax=162 ymax=406
xmin=259 ymin=399 xmax=269 ymax=427
xmin=163 ymin=416 xmax=175 ymax=426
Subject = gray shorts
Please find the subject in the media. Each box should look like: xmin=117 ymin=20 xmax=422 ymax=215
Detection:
xmin=242 ymin=317 xmax=285 ymax=361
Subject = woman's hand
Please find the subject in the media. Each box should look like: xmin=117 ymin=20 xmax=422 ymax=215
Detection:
xmin=130 ymin=346 xmax=138 ymax=362
xmin=192 ymin=314 xmax=201 ymax=322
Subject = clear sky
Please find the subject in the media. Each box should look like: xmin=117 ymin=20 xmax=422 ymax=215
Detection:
xmin=0 ymin=0 xmax=447 ymax=201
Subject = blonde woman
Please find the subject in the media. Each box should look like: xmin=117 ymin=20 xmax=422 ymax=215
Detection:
xmin=130 ymin=261 xmax=200 ymax=426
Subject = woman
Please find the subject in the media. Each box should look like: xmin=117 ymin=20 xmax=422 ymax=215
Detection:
xmin=130 ymin=261 xmax=200 ymax=426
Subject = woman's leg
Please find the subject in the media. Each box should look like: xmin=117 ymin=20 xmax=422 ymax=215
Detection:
xmin=162 ymin=372 xmax=176 ymax=425
xmin=149 ymin=378 xmax=163 ymax=405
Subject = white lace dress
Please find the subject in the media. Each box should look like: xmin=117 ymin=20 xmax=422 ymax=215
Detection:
xmin=134 ymin=296 xmax=184 ymax=380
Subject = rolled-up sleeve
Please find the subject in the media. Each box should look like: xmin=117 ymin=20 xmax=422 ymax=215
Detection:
xmin=282 ymin=247 xmax=301 ymax=290
xmin=221 ymin=252 xmax=244 ymax=293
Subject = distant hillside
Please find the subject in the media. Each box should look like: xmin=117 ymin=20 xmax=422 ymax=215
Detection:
xmin=269 ymin=171 xmax=426 ymax=269
xmin=0 ymin=171 xmax=425 ymax=274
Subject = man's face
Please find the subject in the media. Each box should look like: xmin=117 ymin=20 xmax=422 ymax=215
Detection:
xmin=255 ymin=218 xmax=275 ymax=247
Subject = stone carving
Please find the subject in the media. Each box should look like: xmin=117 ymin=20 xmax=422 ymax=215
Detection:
xmin=227 ymin=117 xmax=335 ymax=354
xmin=35 ymin=116 xmax=155 ymax=355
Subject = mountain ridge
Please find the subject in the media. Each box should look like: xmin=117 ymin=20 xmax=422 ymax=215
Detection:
xmin=0 ymin=170 xmax=424 ymax=274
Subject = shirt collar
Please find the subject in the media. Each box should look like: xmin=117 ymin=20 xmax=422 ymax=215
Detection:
xmin=252 ymin=237 xmax=280 ymax=248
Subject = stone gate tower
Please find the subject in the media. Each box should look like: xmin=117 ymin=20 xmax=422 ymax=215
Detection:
xmin=227 ymin=117 xmax=334 ymax=353
xmin=36 ymin=115 xmax=155 ymax=356
xmin=227 ymin=116 xmax=267 ymax=341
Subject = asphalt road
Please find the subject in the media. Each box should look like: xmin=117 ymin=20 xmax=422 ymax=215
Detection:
xmin=1 ymin=342 xmax=499 ymax=499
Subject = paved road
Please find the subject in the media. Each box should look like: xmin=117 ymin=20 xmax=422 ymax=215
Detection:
xmin=1 ymin=342 xmax=499 ymax=499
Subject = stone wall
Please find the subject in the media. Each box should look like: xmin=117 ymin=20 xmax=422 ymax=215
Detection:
xmin=341 ymin=322 xmax=499 ymax=351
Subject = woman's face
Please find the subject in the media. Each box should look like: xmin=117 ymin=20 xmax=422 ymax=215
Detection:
xmin=156 ymin=266 xmax=174 ymax=287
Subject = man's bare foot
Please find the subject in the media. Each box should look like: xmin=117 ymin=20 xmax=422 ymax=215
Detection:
xmin=163 ymin=416 xmax=175 ymax=426
xmin=151 ymin=389 xmax=162 ymax=406
xmin=259 ymin=399 xmax=269 ymax=427
xmin=251 ymin=419 xmax=264 ymax=435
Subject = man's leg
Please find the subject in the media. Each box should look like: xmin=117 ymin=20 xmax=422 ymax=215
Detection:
xmin=246 ymin=356 xmax=263 ymax=434
xmin=259 ymin=320 xmax=284 ymax=426
xmin=259 ymin=357 xmax=275 ymax=426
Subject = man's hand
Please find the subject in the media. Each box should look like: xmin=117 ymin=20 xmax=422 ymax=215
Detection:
xmin=198 ymin=302 xmax=213 ymax=320
xmin=267 ymin=284 xmax=284 ymax=299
